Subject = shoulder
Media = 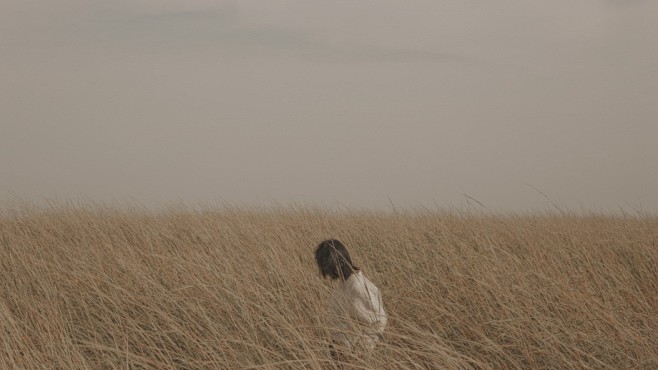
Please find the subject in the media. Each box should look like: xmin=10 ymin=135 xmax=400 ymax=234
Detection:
xmin=348 ymin=271 xmax=381 ymax=296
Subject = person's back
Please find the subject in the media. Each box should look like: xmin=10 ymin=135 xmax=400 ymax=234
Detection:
xmin=329 ymin=269 xmax=387 ymax=351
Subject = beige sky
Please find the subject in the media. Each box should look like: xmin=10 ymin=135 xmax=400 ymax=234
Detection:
xmin=1 ymin=0 xmax=657 ymax=212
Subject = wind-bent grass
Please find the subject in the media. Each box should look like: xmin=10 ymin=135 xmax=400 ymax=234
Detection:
xmin=1 ymin=204 xmax=656 ymax=369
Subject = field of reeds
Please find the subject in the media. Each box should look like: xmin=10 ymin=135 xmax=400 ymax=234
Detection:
xmin=1 ymin=203 xmax=656 ymax=369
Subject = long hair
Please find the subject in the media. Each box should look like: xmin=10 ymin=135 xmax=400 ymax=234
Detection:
xmin=315 ymin=239 xmax=358 ymax=280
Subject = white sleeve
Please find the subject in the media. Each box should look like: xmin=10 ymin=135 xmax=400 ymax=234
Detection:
xmin=352 ymin=282 xmax=387 ymax=334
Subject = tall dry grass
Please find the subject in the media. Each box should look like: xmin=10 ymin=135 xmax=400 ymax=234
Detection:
xmin=0 ymin=203 xmax=656 ymax=369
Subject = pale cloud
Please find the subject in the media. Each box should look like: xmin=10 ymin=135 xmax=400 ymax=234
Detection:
xmin=109 ymin=0 xmax=237 ymax=14
xmin=4 ymin=0 xmax=655 ymax=64
xmin=1 ymin=0 xmax=472 ymax=64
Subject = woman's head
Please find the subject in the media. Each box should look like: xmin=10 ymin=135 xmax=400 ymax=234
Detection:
xmin=315 ymin=239 xmax=358 ymax=280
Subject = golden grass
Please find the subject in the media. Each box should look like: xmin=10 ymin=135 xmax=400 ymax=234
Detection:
xmin=1 ymin=203 xmax=656 ymax=369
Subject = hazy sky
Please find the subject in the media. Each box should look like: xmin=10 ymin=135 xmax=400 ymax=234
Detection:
xmin=2 ymin=0 xmax=657 ymax=212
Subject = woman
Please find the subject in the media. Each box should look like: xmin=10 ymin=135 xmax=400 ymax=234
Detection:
xmin=315 ymin=239 xmax=387 ymax=362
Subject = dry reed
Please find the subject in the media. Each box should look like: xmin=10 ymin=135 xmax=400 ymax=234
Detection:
xmin=1 ymin=203 xmax=656 ymax=369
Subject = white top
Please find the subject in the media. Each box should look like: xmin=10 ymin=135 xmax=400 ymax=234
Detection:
xmin=328 ymin=270 xmax=387 ymax=350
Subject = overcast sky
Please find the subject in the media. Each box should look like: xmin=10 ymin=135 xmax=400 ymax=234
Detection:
xmin=1 ymin=0 xmax=657 ymax=212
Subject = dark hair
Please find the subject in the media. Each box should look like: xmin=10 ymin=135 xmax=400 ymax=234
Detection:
xmin=315 ymin=239 xmax=358 ymax=280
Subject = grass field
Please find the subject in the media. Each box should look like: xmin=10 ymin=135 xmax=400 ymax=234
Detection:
xmin=1 ymin=204 xmax=656 ymax=369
